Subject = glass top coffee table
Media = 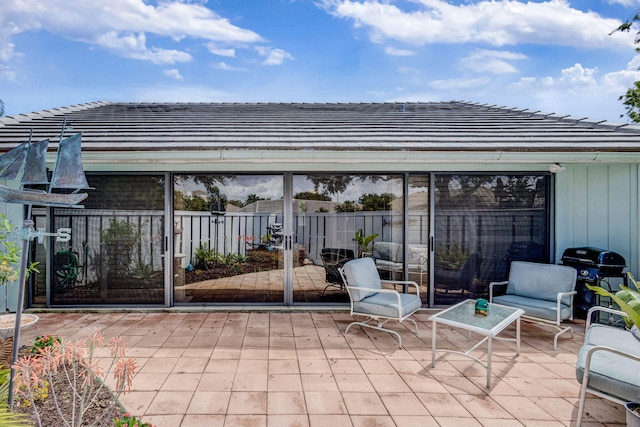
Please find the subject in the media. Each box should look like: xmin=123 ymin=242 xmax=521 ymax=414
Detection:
xmin=430 ymin=299 xmax=525 ymax=388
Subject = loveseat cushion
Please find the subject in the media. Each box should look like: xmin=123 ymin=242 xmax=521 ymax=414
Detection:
xmin=354 ymin=291 xmax=422 ymax=319
xmin=408 ymin=245 xmax=429 ymax=266
xmin=492 ymin=294 xmax=572 ymax=321
xmin=576 ymin=324 xmax=640 ymax=402
xmin=342 ymin=257 xmax=382 ymax=301
xmin=375 ymin=259 xmax=401 ymax=272
xmin=372 ymin=242 xmax=402 ymax=264
xmin=506 ymin=261 xmax=576 ymax=304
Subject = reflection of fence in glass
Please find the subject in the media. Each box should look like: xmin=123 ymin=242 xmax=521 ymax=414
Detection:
xmin=35 ymin=210 xmax=164 ymax=290
xmin=176 ymin=210 xmax=398 ymax=267
xmin=34 ymin=207 xmax=546 ymax=290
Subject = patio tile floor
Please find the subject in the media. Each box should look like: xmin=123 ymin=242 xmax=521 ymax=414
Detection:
xmin=19 ymin=310 xmax=626 ymax=427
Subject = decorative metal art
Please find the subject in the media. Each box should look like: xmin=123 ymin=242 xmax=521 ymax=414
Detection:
xmin=0 ymin=122 xmax=90 ymax=406
xmin=0 ymin=131 xmax=89 ymax=206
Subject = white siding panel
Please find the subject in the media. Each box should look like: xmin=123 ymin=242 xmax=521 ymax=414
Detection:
xmin=607 ymin=166 xmax=632 ymax=257
xmin=586 ymin=166 xmax=609 ymax=245
xmin=556 ymin=164 xmax=640 ymax=275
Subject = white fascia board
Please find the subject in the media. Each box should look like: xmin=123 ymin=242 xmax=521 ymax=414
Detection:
xmin=79 ymin=149 xmax=640 ymax=170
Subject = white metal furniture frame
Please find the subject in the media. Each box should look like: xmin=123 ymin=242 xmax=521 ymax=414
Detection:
xmin=339 ymin=257 xmax=422 ymax=348
xmin=489 ymin=261 xmax=577 ymax=350
xmin=576 ymin=306 xmax=640 ymax=426
xmin=430 ymin=299 xmax=524 ymax=388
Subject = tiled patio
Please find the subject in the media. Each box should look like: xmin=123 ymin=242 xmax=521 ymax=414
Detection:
xmin=20 ymin=310 xmax=626 ymax=427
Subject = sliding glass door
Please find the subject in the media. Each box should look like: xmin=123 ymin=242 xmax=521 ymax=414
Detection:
xmin=292 ymin=174 xmax=404 ymax=303
xmin=47 ymin=174 xmax=166 ymax=305
xmin=432 ymin=174 xmax=549 ymax=305
xmin=173 ymin=174 xmax=285 ymax=304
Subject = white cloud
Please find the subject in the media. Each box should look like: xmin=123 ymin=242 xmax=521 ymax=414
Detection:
xmin=321 ymin=0 xmax=634 ymax=49
xmin=213 ymin=62 xmax=247 ymax=71
xmin=385 ymin=47 xmax=415 ymax=56
xmin=460 ymin=49 xmax=526 ymax=74
xmin=206 ymin=43 xmax=236 ymax=58
xmin=0 ymin=0 xmax=266 ymax=67
xmin=429 ymin=77 xmax=491 ymax=90
xmin=0 ymin=41 xmax=16 ymax=63
xmin=601 ymin=55 xmax=640 ymax=93
xmin=96 ymin=31 xmax=192 ymax=64
xmin=0 ymin=65 xmax=17 ymax=82
xmin=503 ymin=62 xmax=634 ymax=120
xmin=558 ymin=63 xmax=598 ymax=87
xmin=255 ymin=47 xmax=294 ymax=65
xmin=608 ymin=0 xmax=640 ymax=6
xmin=163 ymin=68 xmax=184 ymax=81
xmin=129 ymin=85 xmax=235 ymax=103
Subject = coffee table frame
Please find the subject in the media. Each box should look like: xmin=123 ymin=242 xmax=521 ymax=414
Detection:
xmin=430 ymin=299 xmax=524 ymax=388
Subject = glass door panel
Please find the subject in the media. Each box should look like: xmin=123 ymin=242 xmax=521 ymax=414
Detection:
xmin=48 ymin=174 xmax=166 ymax=305
xmin=173 ymin=174 xmax=284 ymax=304
xmin=292 ymin=174 xmax=403 ymax=303
xmin=407 ymin=175 xmax=430 ymax=306
xmin=433 ymin=174 xmax=549 ymax=306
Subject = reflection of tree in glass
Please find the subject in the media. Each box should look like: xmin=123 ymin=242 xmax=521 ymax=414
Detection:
xmin=435 ymin=175 xmax=546 ymax=209
xmin=335 ymin=200 xmax=358 ymax=212
xmin=174 ymin=175 xmax=230 ymax=211
xmin=359 ymin=193 xmax=394 ymax=211
xmin=494 ymin=176 xmax=546 ymax=208
xmin=293 ymin=191 xmax=332 ymax=201
xmin=307 ymin=175 xmax=353 ymax=197
xmin=335 ymin=193 xmax=395 ymax=212
xmin=307 ymin=175 xmax=397 ymax=200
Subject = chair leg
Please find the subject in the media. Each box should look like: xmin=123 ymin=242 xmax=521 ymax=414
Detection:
xmin=405 ymin=317 xmax=419 ymax=334
xmin=322 ymin=282 xmax=343 ymax=296
xmin=553 ymin=325 xmax=573 ymax=351
xmin=576 ymin=370 xmax=590 ymax=426
xmin=344 ymin=316 xmax=420 ymax=348
xmin=345 ymin=318 xmax=403 ymax=347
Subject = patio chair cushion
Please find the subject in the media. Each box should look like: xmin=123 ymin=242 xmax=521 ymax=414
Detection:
xmin=576 ymin=323 xmax=640 ymax=402
xmin=342 ymin=257 xmax=382 ymax=301
xmin=492 ymin=294 xmax=572 ymax=321
xmin=354 ymin=292 xmax=422 ymax=319
xmin=372 ymin=242 xmax=402 ymax=264
xmin=505 ymin=261 xmax=576 ymax=305
xmin=408 ymin=244 xmax=428 ymax=264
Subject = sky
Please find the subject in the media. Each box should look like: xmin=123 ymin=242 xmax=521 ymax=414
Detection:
xmin=2 ymin=0 xmax=640 ymax=123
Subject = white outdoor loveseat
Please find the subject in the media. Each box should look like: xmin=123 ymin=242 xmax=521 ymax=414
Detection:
xmin=576 ymin=306 xmax=640 ymax=426
xmin=489 ymin=260 xmax=577 ymax=350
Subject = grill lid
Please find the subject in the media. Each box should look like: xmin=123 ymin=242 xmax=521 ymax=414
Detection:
xmin=561 ymin=246 xmax=626 ymax=269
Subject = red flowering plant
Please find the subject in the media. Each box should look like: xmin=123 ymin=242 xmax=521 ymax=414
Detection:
xmin=13 ymin=330 xmax=138 ymax=427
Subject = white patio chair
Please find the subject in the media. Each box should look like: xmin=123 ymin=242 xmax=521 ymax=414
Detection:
xmin=339 ymin=257 xmax=422 ymax=347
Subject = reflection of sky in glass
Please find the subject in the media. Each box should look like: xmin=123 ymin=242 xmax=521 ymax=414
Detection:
xmin=293 ymin=175 xmax=402 ymax=202
xmin=177 ymin=174 xmax=405 ymax=202
xmin=176 ymin=175 xmax=283 ymax=200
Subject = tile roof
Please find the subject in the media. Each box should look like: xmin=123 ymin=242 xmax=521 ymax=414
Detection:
xmin=1 ymin=101 xmax=640 ymax=153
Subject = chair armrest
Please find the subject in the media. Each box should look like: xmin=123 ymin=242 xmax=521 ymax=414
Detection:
xmin=381 ymin=279 xmax=420 ymax=296
xmin=489 ymin=281 xmax=509 ymax=301
xmin=581 ymin=344 xmax=640 ymax=387
xmin=346 ymin=285 xmax=405 ymax=307
xmin=554 ymin=290 xmax=578 ymax=322
xmin=585 ymin=306 xmax=627 ymax=330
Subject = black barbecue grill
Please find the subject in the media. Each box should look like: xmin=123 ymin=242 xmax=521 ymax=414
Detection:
xmin=561 ymin=247 xmax=627 ymax=319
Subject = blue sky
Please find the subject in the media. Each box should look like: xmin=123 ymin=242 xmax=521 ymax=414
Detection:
xmin=2 ymin=0 xmax=640 ymax=123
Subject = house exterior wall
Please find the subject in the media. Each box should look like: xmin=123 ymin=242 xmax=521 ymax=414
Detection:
xmin=4 ymin=157 xmax=640 ymax=308
xmin=555 ymin=163 xmax=640 ymax=276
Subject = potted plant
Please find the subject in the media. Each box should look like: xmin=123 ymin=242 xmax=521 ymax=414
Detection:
xmin=586 ymin=273 xmax=640 ymax=336
xmin=354 ymin=229 xmax=378 ymax=258
xmin=586 ymin=274 xmax=640 ymax=425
